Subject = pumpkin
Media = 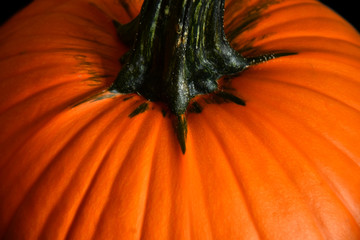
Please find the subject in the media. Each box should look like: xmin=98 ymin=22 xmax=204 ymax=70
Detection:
xmin=0 ymin=0 xmax=360 ymax=239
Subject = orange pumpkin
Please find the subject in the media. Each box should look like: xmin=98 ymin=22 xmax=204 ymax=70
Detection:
xmin=0 ymin=0 xmax=360 ymax=239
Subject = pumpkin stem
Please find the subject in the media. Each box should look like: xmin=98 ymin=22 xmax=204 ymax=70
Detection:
xmin=110 ymin=0 xmax=248 ymax=153
xmin=174 ymin=114 xmax=187 ymax=154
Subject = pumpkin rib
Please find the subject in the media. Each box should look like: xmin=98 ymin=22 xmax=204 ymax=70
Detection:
xmin=210 ymin=104 xmax=360 ymax=238
xmin=249 ymin=1 xmax=348 ymax=30
xmin=0 ymin=51 xmax=118 ymax=77
xmin=247 ymin=36 xmax=360 ymax=63
xmin=63 ymin=147 xmax=117 ymax=240
xmin=63 ymin=104 xmax=156 ymax=240
xmin=0 ymin=92 xmax=117 ymax=177
xmin=91 ymin=112 xmax=164 ymax=239
xmin=188 ymin=113 xmax=262 ymax=239
xmin=0 ymin=62 xmax=80 ymax=82
xmin=0 ymin=45 xmax=119 ymax=63
xmin=240 ymin=111 xmax=330 ymax=239
xmin=0 ymin=89 xmax=121 ymax=149
xmin=249 ymin=17 xmax=359 ymax=45
xmin=137 ymin=146 xmax=165 ymax=240
xmin=261 ymin=1 xmax=328 ymax=15
xmin=244 ymin=107 xmax=360 ymax=235
xmin=225 ymin=1 xmax=358 ymax=51
xmin=0 ymin=67 xmax=110 ymax=109
xmin=238 ymin=57 xmax=360 ymax=109
xmin=252 ymin=2 xmax=338 ymax=32
xmin=0 ymin=34 xmax=119 ymax=61
xmin=5 ymin=96 xmax=149 ymax=239
xmin=197 ymin=105 xmax=326 ymax=239
xmin=223 ymin=0 xmax=282 ymax=32
xmin=0 ymin=98 xmax=128 ymax=238
xmin=181 ymin=149 xmax=215 ymax=240
xmin=136 ymin=115 xmax=177 ymax=239
xmin=250 ymin=108 xmax=360 ymax=229
xmin=0 ymin=14 xmax=109 ymax=48
xmin=136 ymin=116 xmax=188 ymax=239
xmin=37 ymin=99 xmax=141 ymax=240
xmin=40 ymin=9 xmax=115 ymax=35
xmin=285 ymin=56 xmax=360 ymax=84
xmin=0 ymin=83 xmax=105 ymax=140
xmin=89 ymin=0 xmax=142 ymax=24
xmin=204 ymin=106 xmax=328 ymax=238
xmin=0 ymin=42 xmax=119 ymax=64
xmin=187 ymin=124 xmax=248 ymax=239
xmin=7 ymin=33 xmax=121 ymax=51
xmin=62 ymin=34 xmax=120 ymax=50
xmin=243 ymin=91 xmax=360 ymax=223
xmin=0 ymin=3 xmax=116 ymax=41
xmin=243 ymin=110 xmax=339 ymax=239
xmin=187 ymin=125 xmax=229 ymax=240
xmin=248 ymin=36 xmax=360 ymax=58
xmin=232 ymin=72 xmax=360 ymax=114
xmin=0 ymin=0 xmax=75 ymax=36
xmin=252 ymin=32 xmax=360 ymax=49
xmin=0 ymin=59 xmax=113 ymax=111
xmin=0 ymin=86 xmax=94 ymax=167
xmin=0 ymin=9 xmax=120 ymax=61
xmin=236 ymin=74 xmax=360 ymax=163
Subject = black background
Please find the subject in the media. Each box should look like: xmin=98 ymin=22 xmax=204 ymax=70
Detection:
xmin=0 ymin=1 xmax=358 ymax=31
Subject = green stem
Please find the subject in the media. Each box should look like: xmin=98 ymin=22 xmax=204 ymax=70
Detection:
xmin=110 ymin=0 xmax=248 ymax=153
xmin=110 ymin=0 xmax=247 ymax=115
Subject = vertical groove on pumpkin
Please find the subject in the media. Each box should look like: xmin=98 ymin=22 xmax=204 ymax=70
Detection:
xmin=136 ymin=128 xmax=182 ymax=239
xmin=243 ymin=101 xmax=360 ymax=232
xmin=231 ymin=74 xmax=360 ymax=164
xmin=239 ymin=108 xmax=337 ymax=238
xmin=0 ymin=81 xmax=81 ymax=119
xmin=92 ymin=112 xmax=160 ymax=239
xmin=63 ymin=5 xmax=118 ymax=36
xmin=183 ymin=131 xmax=215 ymax=239
xmin=177 ymin=143 xmax=194 ymax=239
xmin=0 ymin=84 xmax=107 ymax=170
xmin=63 ymin=101 xmax=150 ymax=239
xmin=251 ymin=35 xmax=360 ymax=54
xmin=280 ymin=60 xmax=360 ymax=109
xmin=137 ymin=124 xmax=163 ymax=240
xmin=203 ymin=105 xmax=333 ymax=238
xmin=0 ymin=63 xmax=75 ymax=88
xmin=64 ymin=145 xmax=115 ymax=239
xmin=0 ymin=6 xmax=114 ymax=51
xmin=191 ymin=111 xmax=266 ymax=239
xmin=63 ymin=35 xmax=120 ymax=50
xmin=224 ymin=0 xmax=281 ymax=48
xmin=1 ymin=98 xmax=123 ymax=239
xmin=0 ymin=85 xmax=113 ymax=174
xmin=38 ymin=100 xmax=138 ymax=239
xmin=233 ymin=73 xmax=360 ymax=116
xmin=91 ymin=126 xmax=148 ymax=238
xmin=225 ymin=0 xmax=360 ymax=55
xmin=248 ymin=18 xmax=358 ymax=45
xmin=246 ymin=107 xmax=360 ymax=235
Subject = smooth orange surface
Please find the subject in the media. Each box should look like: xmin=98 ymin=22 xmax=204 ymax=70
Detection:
xmin=0 ymin=0 xmax=360 ymax=239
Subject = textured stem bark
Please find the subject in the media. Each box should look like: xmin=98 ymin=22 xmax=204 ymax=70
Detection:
xmin=110 ymin=0 xmax=248 ymax=153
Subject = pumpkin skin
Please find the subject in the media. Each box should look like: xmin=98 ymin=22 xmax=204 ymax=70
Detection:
xmin=0 ymin=0 xmax=360 ymax=239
